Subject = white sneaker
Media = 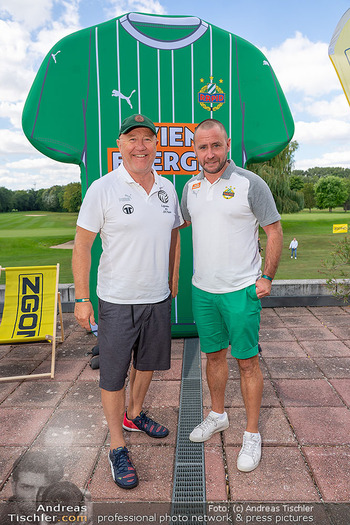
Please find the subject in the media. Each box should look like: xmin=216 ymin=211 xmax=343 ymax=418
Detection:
xmin=189 ymin=411 xmax=229 ymax=442
xmin=237 ymin=431 xmax=262 ymax=472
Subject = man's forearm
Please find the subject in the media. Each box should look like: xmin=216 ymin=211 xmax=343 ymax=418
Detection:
xmin=263 ymin=222 xmax=283 ymax=279
xmin=169 ymin=228 xmax=181 ymax=297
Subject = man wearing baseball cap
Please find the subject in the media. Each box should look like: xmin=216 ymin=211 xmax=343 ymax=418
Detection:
xmin=72 ymin=114 xmax=183 ymax=489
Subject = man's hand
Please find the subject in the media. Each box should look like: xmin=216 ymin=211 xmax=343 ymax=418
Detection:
xmin=255 ymin=277 xmax=272 ymax=299
xmin=74 ymin=301 xmax=96 ymax=331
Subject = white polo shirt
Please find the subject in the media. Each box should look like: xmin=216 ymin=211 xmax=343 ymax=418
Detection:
xmin=181 ymin=160 xmax=280 ymax=293
xmin=77 ymin=163 xmax=183 ymax=304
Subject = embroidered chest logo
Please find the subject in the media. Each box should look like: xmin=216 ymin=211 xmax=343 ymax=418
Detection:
xmin=158 ymin=190 xmax=169 ymax=203
xmin=198 ymin=76 xmax=225 ymax=112
xmin=223 ymin=186 xmax=235 ymax=199
xmin=122 ymin=204 xmax=134 ymax=214
xmin=192 ymin=182 xmax=201 ymax=190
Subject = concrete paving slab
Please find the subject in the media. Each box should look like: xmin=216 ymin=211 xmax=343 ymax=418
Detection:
xmin=205 ymin=445 xmax=227 ymax=501
xmin=0 ymin=382 xmax=19 ymax=404
xmin=170 ymin=338 xmax=184 ymax=359
xmin=262 ymin=357 xmax=324 ymax=379
xmin=226 ymin=446 xmax=319 ymax=502
xmin=315 ymin=315 xmax=350 ymax=327
xmin=89 ymin=445 xmax=175 ymax=501
xmin=300 ymin=340 xmax=350 ymax=357
xmin=275 ymin=307 xmax=310 ymax=316
xmin=303 ymin=446 xmax=350 ymax=502
xmin=30 ymin=445 xmax=101 ymax=489
xmin=0 ymin=446 xmax=25 ymax=488
xmin=279 ymin=316 xmax=325 ymax=328
xmin=1 ymin=381 xmax=72 ymax=407
xmin=329 ymin=379 xmax=350 ymax=407
xmin=310 ymin=306 xmax=348 ymax=316
xmin=0 ymin=407 xmax=55 ymax=446
xmin=59 ymin=381 xmax=102 ymax=407
xmin=3 ymin=344 xmax=51 ymax=361
xmin=259 ymin=341 xmax=307 ymax=358
xmin=79 ymin=363 xmax=100 ymax=381
xmin=323 ymin=325 xmax=350 ymax=339
xmin=289 ymin=326 xmax=337 ymax=341
xmin=313 ymin=357 xmax=350 ymax=378
xmin=0 ymin=359 xmax=44 ymax=378
xmin=153 ymin=360 xmax=182 ymax=380
xmin=135 ymin=380 xmax=180 ymax=409
xmin=33 ymin=358 xmax=86 ymax=381
xmin=34 ymin=407 xmax=108 ymax=447
xmin=259 ymin=328 xmax=296 ymax=342
xmin=273 ymin=379 xmax=344 ymax=407
xmin=285 ymin=407 xmax=350 ymax=445
xmin=223 ymin=408 xmax=296 ymax=446
xmin=0 ymin=346 xmax=11 ymax=359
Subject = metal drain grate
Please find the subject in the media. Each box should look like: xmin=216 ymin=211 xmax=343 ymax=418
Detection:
xmin=172 ymin=338 xmax=206 ymax=520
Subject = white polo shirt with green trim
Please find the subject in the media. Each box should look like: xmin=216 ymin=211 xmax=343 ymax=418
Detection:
xmin=77 ymin=163 xmax=183 ymax=304
xmin=181 ymin=160 xmax=280 ymax=293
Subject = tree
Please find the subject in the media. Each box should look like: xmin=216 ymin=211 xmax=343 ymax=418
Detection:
xmin=13 ymin=190 xmax=31 ymax=211
xmin=248 ymin=141 xmax=304 ymax=213
xmin=63 ymin=182 xmax=82 ymax=212
xmin=342 ymin=178 xmax=350 ymax=211
xmin=289 ymin=174 xmax=304 ymax=191
xmin=303 ymin=183 xmax=316 ymax=212
xmin=314 ymin=176 xmax=348 ymax=212
xmin=42 ymin=185 xmax=65 ymax=211
xmin=0 ymin=187 xmax=14 ymax=212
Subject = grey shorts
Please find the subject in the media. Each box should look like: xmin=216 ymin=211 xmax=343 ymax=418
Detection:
xmin=98 ymin=294 xmax=172 ymax=391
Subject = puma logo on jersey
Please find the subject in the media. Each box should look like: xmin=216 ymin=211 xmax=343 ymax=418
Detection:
xmin=112 ymin=89 xmax=136 ymax=109
xmin=51 ymin=51 xmax=61 ymax=63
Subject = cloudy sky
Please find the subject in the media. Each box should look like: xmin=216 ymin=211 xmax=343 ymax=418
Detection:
xmin=1 ymin=0 xmax=350 ymax=190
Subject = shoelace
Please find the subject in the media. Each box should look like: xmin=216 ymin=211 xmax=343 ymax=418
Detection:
xmin=112 ymin=449 xmax=131 ymax=473
xmin=241 ymin=435 xmax=259 ymax=456
xmin=138 ymin=411 xmax=156 ymax=429
xmin=197 ymin=414 xmax=217 ymax=431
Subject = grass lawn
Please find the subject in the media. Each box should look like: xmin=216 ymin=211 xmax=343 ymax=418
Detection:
xmin=0 ymin=212 xmax=77 ymax=283
xmin=260 ymin=208 xmax=350 ymax=279
xmin=0 ymin=208 xmax=349 ymax=284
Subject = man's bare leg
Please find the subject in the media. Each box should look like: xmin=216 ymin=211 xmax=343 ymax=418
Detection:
xmin=101 ymin=388 xmax=126 ymax=450
xmin=237 ymin=355 xmax=263 ymax=433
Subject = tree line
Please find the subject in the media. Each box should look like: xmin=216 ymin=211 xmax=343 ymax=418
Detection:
xmin=1 ymin=145 xmax=350 ymax=215
xmin=248 ymin=141 xmax=350 ymax=213
xmin=0 ymin=183 xmax=82 ymax=213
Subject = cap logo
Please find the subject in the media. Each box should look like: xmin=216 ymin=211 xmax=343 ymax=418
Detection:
xmin=135 ymin=115 xmax=144 ymax=122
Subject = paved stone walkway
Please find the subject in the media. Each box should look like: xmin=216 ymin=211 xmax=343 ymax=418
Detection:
xmin=0 ymin=306 xmax=350 ymax=521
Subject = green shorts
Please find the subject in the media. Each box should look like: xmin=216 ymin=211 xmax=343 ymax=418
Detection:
xmin=192 ymin=284 xmax=262 ymax=359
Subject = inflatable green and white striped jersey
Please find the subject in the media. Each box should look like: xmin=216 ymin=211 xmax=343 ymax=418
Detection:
xmin=22 ymin=12 xmax=294 ymax=336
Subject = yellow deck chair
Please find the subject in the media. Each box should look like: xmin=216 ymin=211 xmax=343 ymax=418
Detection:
xmin=0 ymin=264 xmax=64 ymax=381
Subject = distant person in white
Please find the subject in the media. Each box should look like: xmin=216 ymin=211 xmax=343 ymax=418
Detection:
xmin=289 ymin=238 xmax=298 ymax=259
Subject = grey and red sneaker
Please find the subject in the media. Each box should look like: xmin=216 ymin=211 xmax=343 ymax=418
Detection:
xmin=123 ymin=411 xmax=169 ymax=438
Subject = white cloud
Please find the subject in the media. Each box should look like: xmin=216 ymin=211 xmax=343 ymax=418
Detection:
xmin=295 ymin=149 xmax=350 ymax=170
xmin=305 ymin=94 xmax=350 ymax=120
xmin=294 ymin=119 xmax=350 ymax=144
xmin=0 ymin=163 xmax=80 ymax=191
xmin=0 ymin=0 xmax=54 ymax=31
xmin=0 ymin=130 xmax=33 ymax=154
xmin=0 ymin=101 xmax=25 ymax=129
xmin=262 ymin=32 xmax=341 ymax=97
xmin=105 ymin=0 xmax=166 ymax=18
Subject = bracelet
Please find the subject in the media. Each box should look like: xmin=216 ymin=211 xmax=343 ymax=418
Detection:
xmin=75 ymin=298 xmax=90 ymax=303
xmin=262 ymin=274 xmax=273 ymax=282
